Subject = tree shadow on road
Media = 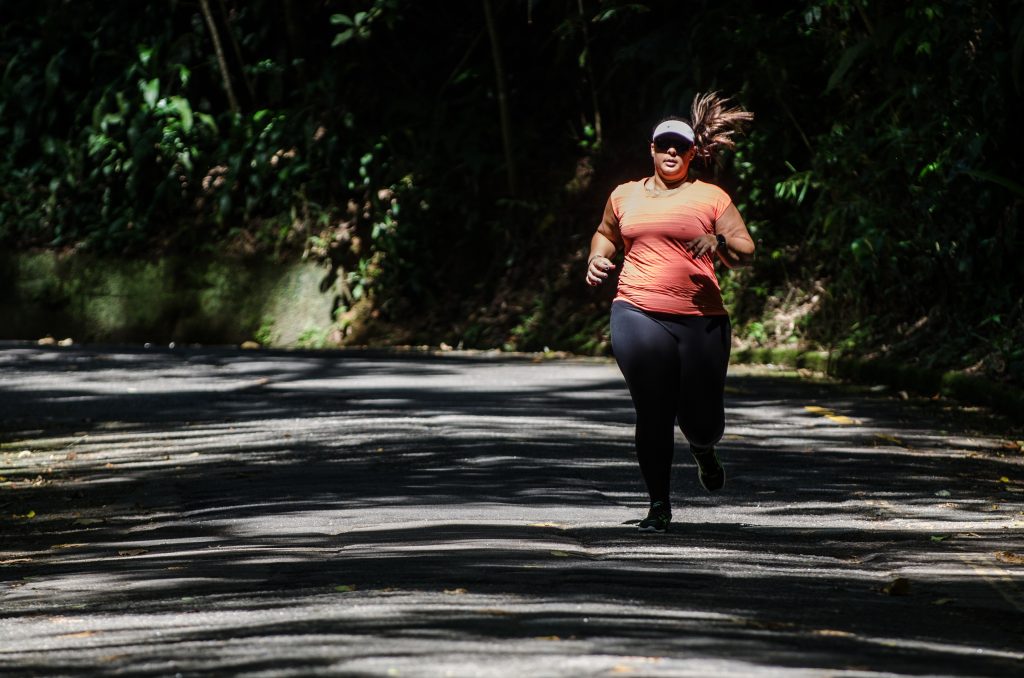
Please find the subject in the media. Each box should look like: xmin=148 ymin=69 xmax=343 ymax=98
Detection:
xmin=2 ymin=346 xmax=1023 ymax=675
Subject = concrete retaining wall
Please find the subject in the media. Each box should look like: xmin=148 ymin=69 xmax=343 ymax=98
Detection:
xmin=0 ymin=252 xmax=338 ymax=347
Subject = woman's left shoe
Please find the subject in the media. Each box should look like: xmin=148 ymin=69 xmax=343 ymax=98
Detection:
xmin=691 ymin=445 xmax=725 ymax=491
xmin=638 ymin=500 xmax=672 ymax=533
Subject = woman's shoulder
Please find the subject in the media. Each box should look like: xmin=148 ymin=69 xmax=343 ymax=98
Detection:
xmin=690 ymin=180 xmax=733 ymax=217
xmin=611 ymin=179 xmax=644 ymax=196
xmin=692 ymin=179 xmax=731 ymax=200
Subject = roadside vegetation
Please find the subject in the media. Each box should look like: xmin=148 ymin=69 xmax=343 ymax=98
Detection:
xmin=2 ymin=1 xmax=1021 ymax=386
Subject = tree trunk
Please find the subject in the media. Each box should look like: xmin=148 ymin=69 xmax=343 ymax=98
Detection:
xmin=217 ymin=0 xmax=256 ymax=106
xmin=577 ymin=0 xmax=602 ymax=147
xmin=199 ymin=0 xmax=240 ymax=114
xmin=482 ymin=0 xmax=517 ymax=195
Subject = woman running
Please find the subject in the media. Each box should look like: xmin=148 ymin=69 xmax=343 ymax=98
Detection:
xmin=585 ymin=92 xmax=755 ymax=533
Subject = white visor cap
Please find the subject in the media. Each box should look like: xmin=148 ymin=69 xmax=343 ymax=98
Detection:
xmin=652 ymin=120 xmax=695 ymax=144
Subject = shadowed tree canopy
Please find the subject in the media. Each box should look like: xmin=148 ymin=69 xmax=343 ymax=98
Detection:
xmin=1 ymin=0 xmax=1021 ymax=383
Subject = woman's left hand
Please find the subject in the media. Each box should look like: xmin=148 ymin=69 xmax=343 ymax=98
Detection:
xmin=685 ymin=234 xmax=719 ymax=259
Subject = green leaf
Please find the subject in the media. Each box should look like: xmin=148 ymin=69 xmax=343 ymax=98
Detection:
xmin=166 ymin=96 xmax=193 ymax=132
xmin=960 ymin=168 xmax=1024 ymax=199
xmin=196 ymin=112 xmax=218 ymax=133
xmin=332 ymin=29 xmax=355 ymax=47
xmin=826 ymin=39 xmax=870 ymax=93
xmin=141 ymin=78 xmax=160 ymax=109
xmin=44 ymin=52 xmax=63 ymax=97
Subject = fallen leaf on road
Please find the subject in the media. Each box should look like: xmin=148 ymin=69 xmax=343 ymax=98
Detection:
xmin=59 ymin=631 xmax=98 ymax=638
xmin=529 ymin=522 xmax=566 ymax=528
xmin=995 ymin=551 xmax=1024 ymax=565
xmin=12 ymin=510 xmax=36 ymax=519
xmin=880 ymin=577 xmax=912 ymax=596
xmin=874 ymin=434 xmax=905 ymax=446
xmin=827 ymin=414 xmax=856 ymax=425
xmin=334 ymin=584 xmax=355 ymax=592
xmin=934 ymin=490 xmax=951 ymax=497
xmin=814 ymin=629 xmax=854 ymax=637
xmin=999 ymin=476 xmax=1011 ymax=483
xmin=550 ymin=550 xmax=571 ymax=557
xmin=611 ymin=666 xmax=636 ymax=674
xmin=930 ymin=535 xmax=950 ymax=542
xmin=804 ymin=405 xmax=856 ymax=425
xmin=117 ymin=549 xmax=148 ymax=557
xmin=443 ymin=588 xmax=467 ymax=595
xmin=535 ymin=635 xmax=561 ymax=641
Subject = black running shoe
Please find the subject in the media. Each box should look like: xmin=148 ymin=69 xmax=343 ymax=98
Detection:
xmin=692 ymin=445 xmax=725 ymax=491
xmin=638 ymin=500 xmax=672 ymax=533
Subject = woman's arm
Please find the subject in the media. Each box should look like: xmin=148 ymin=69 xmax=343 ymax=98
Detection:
xmin=586 ymin=196 xmax=623 ymax=286
xmin=713 ymin=204 xmax=755 ymax=268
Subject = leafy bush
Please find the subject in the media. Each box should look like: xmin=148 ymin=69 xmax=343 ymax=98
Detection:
xmin=1 ymin=1 xmax=1020 ymax=382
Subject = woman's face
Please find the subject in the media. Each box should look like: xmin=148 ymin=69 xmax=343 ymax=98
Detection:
xmin=650 ymin=134 xmax=695 ymax=182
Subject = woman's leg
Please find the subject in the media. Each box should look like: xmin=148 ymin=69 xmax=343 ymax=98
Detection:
xmin=673 ymin=315 xmax=732 ymax=491
xmin=610 ymin=302 xmax=680 ymax=505
xmin=674 ymin=315 xmax=731 ymax=445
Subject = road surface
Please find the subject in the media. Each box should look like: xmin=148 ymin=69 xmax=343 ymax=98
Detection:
xmin=1 ymin=344 xmax=1022 ymax=676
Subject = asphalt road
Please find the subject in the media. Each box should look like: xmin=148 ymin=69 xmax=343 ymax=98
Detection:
xmin=1 ymin=343 xmax=1022 ymax=677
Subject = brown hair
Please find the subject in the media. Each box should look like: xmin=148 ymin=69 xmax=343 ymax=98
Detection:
xmin=690 ymin=91 xmax=754 ymax=164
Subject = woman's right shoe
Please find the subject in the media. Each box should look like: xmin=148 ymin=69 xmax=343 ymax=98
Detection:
xmin=691 ymin=445 xmax=725 ymax=491
xmin=638 ymin=500 xmax=672 ymax=533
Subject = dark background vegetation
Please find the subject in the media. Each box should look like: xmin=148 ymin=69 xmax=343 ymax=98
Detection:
xmin=1 ymin=0 xmax=1021 ymax=384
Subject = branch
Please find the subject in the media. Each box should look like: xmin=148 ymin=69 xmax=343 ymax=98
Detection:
xmin=199 ymin=0 xmax=240 ymax=114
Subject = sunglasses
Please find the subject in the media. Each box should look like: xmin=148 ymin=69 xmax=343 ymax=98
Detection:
xmin=653 ymin=136 xmax=693 ymax=153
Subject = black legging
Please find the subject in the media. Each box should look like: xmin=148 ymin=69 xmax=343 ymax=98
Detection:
xmin=610 ymin=300 xmax=732 ymax=504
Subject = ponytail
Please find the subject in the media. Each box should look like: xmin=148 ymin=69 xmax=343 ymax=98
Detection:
xmin=690 ymin=91 xmax=754 ymax=164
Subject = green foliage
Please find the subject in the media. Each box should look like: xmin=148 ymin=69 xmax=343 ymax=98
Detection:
xmin=1 ymin=0 xmax=1020 ymax=383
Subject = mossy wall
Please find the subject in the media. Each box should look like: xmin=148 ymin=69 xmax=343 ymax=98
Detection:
xmin=0 ymin=252 xmax=337 ymax=346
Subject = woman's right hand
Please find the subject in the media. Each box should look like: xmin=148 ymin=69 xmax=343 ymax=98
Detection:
xmin=586 ymin=256 xmax=616 ymax=286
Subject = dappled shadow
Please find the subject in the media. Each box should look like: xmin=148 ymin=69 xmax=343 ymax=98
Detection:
xmin=3 ymin=519 xmax=1022 ymax=675
xmin=2 ymin=345 xmax=1022 ymax=675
